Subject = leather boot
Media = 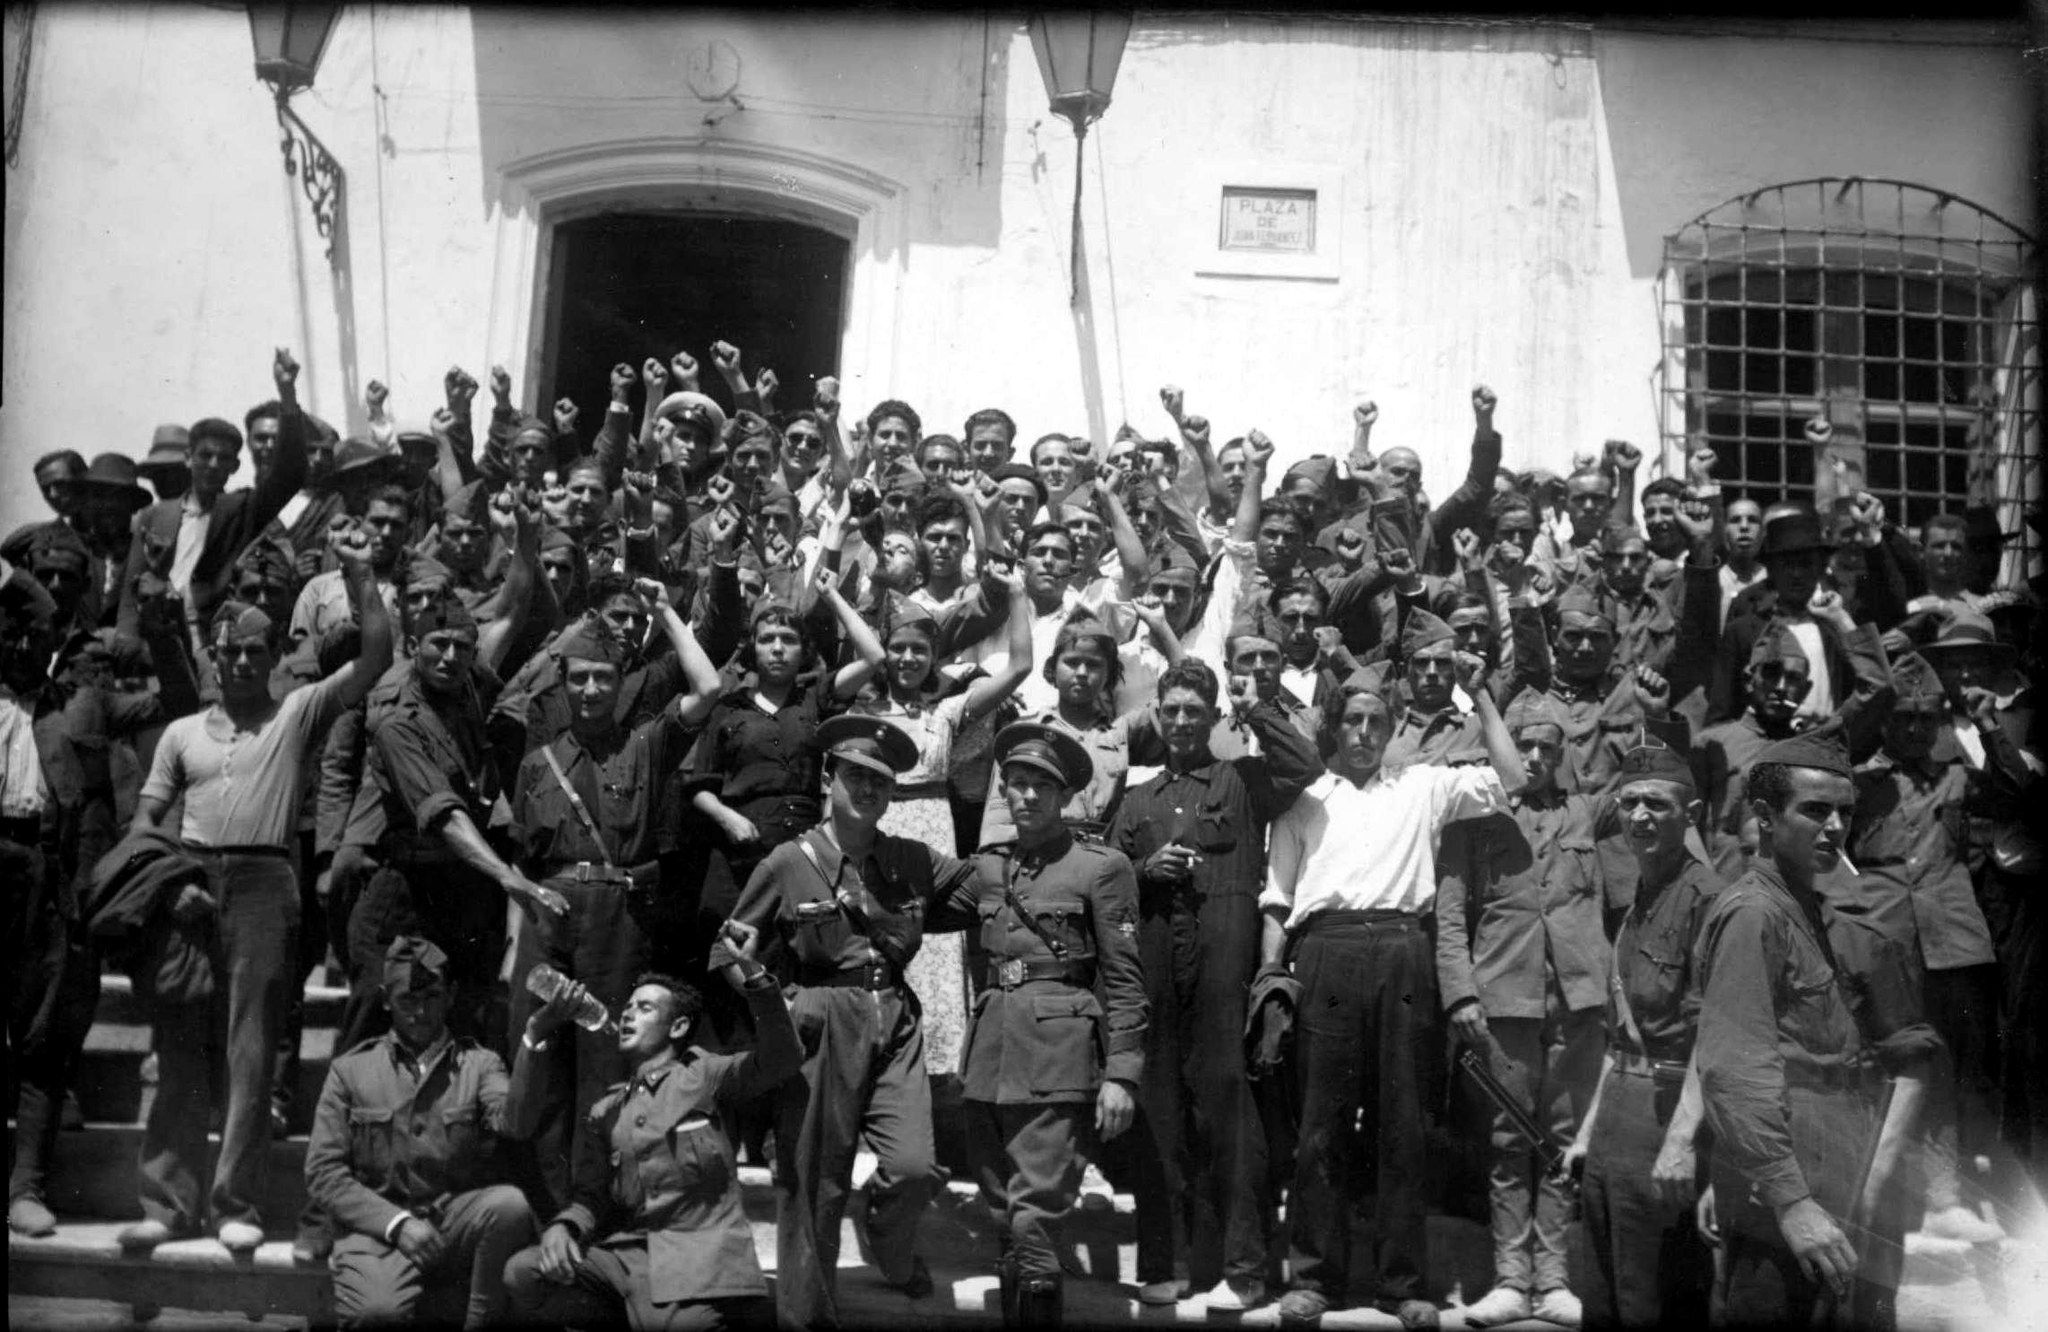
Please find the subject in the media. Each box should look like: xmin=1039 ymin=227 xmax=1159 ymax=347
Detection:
xmin=1019 ymin=1274 xmax=1064 ymax=1327
xmin=997 ymin=1250 xmax=1021 ymax=1326
xmin=7 ymin=1081 xmax=61 ymax=1207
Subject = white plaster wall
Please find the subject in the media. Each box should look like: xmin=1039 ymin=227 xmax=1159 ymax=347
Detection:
xmin=2 ymin=9 xmax=2030 ymax=544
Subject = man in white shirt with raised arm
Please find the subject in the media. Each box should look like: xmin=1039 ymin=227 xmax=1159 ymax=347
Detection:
xmin=1260 ymin=651 xmax=1525 ymax=1331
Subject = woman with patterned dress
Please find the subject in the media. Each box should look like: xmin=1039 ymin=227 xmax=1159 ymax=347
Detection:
xmin=854 ymin=567 xmax=1032 ymax=1078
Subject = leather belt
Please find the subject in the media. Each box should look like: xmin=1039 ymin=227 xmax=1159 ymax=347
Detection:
xmin=799 ymin=961 xmax=901 ymax=991
xmin=986 ymin=957 xmax=1096 ymax=990
xmin=1786 ymin=1061 xmax=1887 ymax=1097
xmin=545 ymin=862 xmax=637 ymax=884
xmin=187 ymin=843 xmax=292 ymax=859
xmin=1612 ymin=1048 xmax=1690 ymax=1081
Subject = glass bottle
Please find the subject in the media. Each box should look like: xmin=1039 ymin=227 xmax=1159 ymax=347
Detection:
xmin=523 ymin=963 xmax=614 ymax=1032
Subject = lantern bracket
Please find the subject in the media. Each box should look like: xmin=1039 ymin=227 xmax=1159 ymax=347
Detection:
xmin=275 ymin=92 xmax=344 ymax=265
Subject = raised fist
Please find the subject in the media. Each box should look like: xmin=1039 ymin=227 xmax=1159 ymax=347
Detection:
xmin=273 ymin=347 xmax=301 ymax=392
xmin=642 ymin=357 xmax=667 ymax=390
xmin=1633 ymin=663 xmax=1671 ymax=710
xmin=708 ymin=506 xmax=741 ymax=548
xmin=1226 ymin=670 xmax=1259 ymax=714
xmin=610 ymin=363 xmax=635 ymax=399
xmin=621 ymin=470 xmax=656 ymax=496
xmin=553 ymin=398 xmax=578 ymax=433
xmin=1159 ymin=385 xmax=1186 ymax=422
xmin=669 ymin=351 xmax=699 ymax=390
xmin=1180 ymin=414 xmax=1211 ymax=448
xmin=1245 ymin=429 xmax=1276 ymax=469
xmin=490 ymin=365 xmax=512 ymax=403
xmin=445 ymin=367 xmax=478 ymax=406
xmin=1452 ymin=649 xmax=1487 ymax=692
xmin=1355 ymin=400 xmax=1380 ymax=429
xmin=1471 ymin=385 xmax=1496 ymax=418
xmin=1382 ymin=545 xmax=1416 ymax=582
xmin=1604 ymin=438 xmax=1642 ymax=471
xmin=1804 ymin=417 xmax=1834 ymax=447
xmin=487 ymin=489 xmax=520 ymax=539
xmin=1686 ymin=447 xmax=1717 ymax=486
xmin=710 ymin=340 xmax=741 ymax=373
xmin=755 ymin=368 xmax=779 ymax=402
xmin=814 ymin=376 xmax=840 ymax=418
xmin=429 ymin=406 xmax=458 ymax=438
xmin=1334 ymin=528 xmax=1369 ymax=565
xmin=1452 ymin=526 xmax=1482 ymax=570
xmin=705 ymin=474 xmax=735 ymax=507
xmin=1313 ymin=625 xmax=1344 ymax=663
xmin=1572 ymin=451 xmax=1598 ymax=476
xmin=331 ymin=525 xmax=374 ymax=571
xmin=365 ymin=379 xmax=389 ymax=414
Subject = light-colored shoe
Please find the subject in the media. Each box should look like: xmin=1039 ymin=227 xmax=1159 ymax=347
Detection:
xmin=1205 ymin=1276 xmax=1268 ymax=1310
xmin=1463 ymin=1285 xmax=1532 ymax=1327
xmin=117 ymin=1218 xmax=178 ymax=1252
xmin=1138 ymin=1279 xmax=1186 ymax=1305
xmin=8 ymin=1193 xmax=57 ymax=1237
xmin=217 ymin=1219 xmax=265 ymax=1253
xmin=1922 ymin=1203 xmax=2005 ymax=1245
xmin=1532 ymin=1287 xmax=1583 ymax=1328
xmin=1278 ymin=1289 xmax=1331 ymax=1329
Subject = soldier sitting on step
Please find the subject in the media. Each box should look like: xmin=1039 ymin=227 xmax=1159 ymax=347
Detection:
xmin=303 ymin=936 xmax=537 ymax=1328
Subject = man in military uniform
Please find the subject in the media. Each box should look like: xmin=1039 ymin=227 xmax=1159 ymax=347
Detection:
xmin=1692 ymin=724 xmax=1939 ymax=1328
xmin=505 ymin=591 xmax=724 ymax=1211
xmin=303 ymin=937 xmax=537 ymax=1328
xmin=726 ymin=714 xmax=979 ymax=1329
xmin=501 ymin=921 xmax=801 ymax=1331
xmin=1562 ymin=728 xmax=1723 ymax=1329
xmin=930 ymin=721 xmax=1148 ymax=1327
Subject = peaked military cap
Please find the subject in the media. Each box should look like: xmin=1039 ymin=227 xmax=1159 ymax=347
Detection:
xmin=819 ymin=714 xmax=919 ymax=780
xmin=995 ymin=720 xmax=1093 ymax=790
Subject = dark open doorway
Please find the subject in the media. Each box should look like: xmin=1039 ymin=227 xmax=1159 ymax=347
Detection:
xmin=541 ymin=212 xmax=850 ymax=421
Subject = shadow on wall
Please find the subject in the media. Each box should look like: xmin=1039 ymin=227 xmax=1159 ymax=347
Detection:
xmin=1591 ymin=28 xmax=2035 ymax=281
xmin=466 ymin=9 xmax=1010 ymax=251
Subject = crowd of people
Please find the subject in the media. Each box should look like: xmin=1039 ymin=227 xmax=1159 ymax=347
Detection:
xmin=3 ymin=339 xmax=2042 ymax=1332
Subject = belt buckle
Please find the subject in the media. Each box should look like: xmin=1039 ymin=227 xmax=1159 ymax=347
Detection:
xmin=575 ymin=861 xmax=594 ymax=883
xmin=867 ymin=962 xmax=890 ymax=990
xmin=998 ymin=958 xmax=1026 ymax=990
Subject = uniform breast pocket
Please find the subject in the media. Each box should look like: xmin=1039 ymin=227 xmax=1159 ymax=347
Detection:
xmin=347 ymin=1106 xmax=396 ymax=1176
xmin=791 ymin=898 xmax=851 ymax=955
xmin=1782 ymin=958 xmax=1845 ymax=1054
xmin=602 ymin=776 xmax=642 ymax=831
xmin=670 ymin=1113 xmax=732 ymax=1204
xmin=1025 ymin=991 xmax=1105 ymax=1095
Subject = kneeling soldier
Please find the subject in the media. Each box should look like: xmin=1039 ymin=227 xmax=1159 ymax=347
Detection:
xmin=931 ymin=721 xmax=1149 ymax=1326
xmin=303 ymin=936 xmax=536 ymax=1328
xmin=501 ymin=921 xmax=800 ymax=1331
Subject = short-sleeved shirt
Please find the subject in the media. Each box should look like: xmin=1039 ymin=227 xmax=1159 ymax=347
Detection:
xmin=852 ymin=693 xmax=970 ymax=801
xmin=142 ymin=674 xmax=351 ymax=848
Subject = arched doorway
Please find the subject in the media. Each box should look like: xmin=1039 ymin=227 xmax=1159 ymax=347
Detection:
xmin=540 ymin=212 xmax=852 ymax=415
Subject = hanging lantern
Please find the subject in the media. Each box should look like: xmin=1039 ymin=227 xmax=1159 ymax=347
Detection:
xmin=1028 ymin=13 xmax=1133 ymax=304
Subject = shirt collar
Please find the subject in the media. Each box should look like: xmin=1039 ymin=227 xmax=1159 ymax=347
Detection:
xmin=387 ymin=1029 xmax=452 ymax=1075
xmin=633 ymin=1054 xmax=680 ymax=1094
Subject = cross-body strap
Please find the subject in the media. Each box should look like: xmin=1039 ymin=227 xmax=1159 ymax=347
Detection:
xmin=540 ymin=744 xmax=613 ymax=870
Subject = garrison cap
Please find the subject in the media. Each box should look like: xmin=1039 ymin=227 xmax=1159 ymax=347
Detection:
xmin=382 ymin=935 xmax=450 ymax=998
xmin=1618 ymin=721 xmax=1696 ymax=793
xmin=1554 ymin=584 xmax=1615 ymax=629
xmin=208 ymin=599 xmax=275 ymax=644
xmin=411 ymin=591 xmax=478 ymax=639
xmin=818 ymin=714 xmax=919 ymax=780
xmin=1148 ymin=539 xmax=1203 ymax=583
xmin=1503 ymin=690 xmax=1570 ymax=738
xmin=555 ymin=615 xmax=627 ymax=666
xmin=1400 ymin=607 xmax=1456 ymax=661
xmin=1889 ymin=650 xmax=1947 ymax=714
xmin=1756 ymin=717 xmax=1853 ymax=779
xmin=995 ymin=720 xmax=1093 ymax=790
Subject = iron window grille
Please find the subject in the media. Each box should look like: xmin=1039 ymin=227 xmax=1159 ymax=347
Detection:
xmin=1655 ymin=178 xmax=2040 ymax=578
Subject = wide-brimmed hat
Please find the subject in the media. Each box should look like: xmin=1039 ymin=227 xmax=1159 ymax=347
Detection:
xmin=1918 ymin=606 xmax=2015 ymax=668
xmin=136 ymin=424 xmax=191 ymax=482
xmin=58 ymin=453 xmax=153 ymax=513
xmin=331 ymin=438 xmax=406 ymax=488
xmin=1760 ymin=506 xmax=1830 ymax=557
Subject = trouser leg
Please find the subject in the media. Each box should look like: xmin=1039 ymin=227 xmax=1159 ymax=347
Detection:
xmin=1364 ymin=923 xmax=1433 ymax=1306
xmin=1286 ymin=926 xmax=1369 ymax=1301
xmin=1484 ymin=1017 xmax=1542 ymax=1292
xmin=859 ymin=1008 xmax=937 ymax=1288
xmin=1581 ymin=1070 xmax=1710 ymax=1330
xmin=1922 ymin=963 xmax=2000 ymax=1206
xmin=1190 ymin=897 xmax=1268 ymax=1286
xmin=436 ymin=1182 xmax=537 ymax=1328
xmin=328 ymin=1233 xmax=425 ymax=1327
xmin=10 ymin=918 xmax=97 ymax=1206
xmin=987 ymin=1101 xmax=1086 ymax=1281
xmin=1533 ymin=1006 xmax=1604 ymax=1292
xmin=772 ymin=990 xmax=868 ymax=1330
xmin=210 ymin=854 xmax=299 ymax=1228
xmin=503 ymin=1241 xmax=625 ymax=1326
xmin=139 ymin=999 xmax=215 ymax=1229
xmin=272 ymin=833 xmax=324 ymax=1129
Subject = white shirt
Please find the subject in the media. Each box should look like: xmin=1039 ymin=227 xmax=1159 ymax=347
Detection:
xmin=170 ymin=496 xmax=212 ymax=598
xmin=0 ymin=683 xmax=47 ymax=819
xmin=142 ymin=674 xmax=351 ymax=849
xmin=1262 ymin=763 xmax=1509 ymax=928
xmin=1717 ymin=563 xmax=1768 ymax=632
xmin=1782 ymin=618 xmax=1835 ymax=722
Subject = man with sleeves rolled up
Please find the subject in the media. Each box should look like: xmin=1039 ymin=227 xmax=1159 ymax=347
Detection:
xmin=303 ymin=936 xmax=535 ymax=1328
xmin=1691 ymin=722 xmax=1940 ymax=1329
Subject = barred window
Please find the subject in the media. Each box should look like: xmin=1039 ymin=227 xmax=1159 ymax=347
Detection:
xmin=1656 ymin=178 xmax=2040 ymax=573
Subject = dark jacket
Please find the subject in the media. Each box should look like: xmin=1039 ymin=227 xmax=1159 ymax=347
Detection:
xmin=85 ymin=827 xmax=214 ymax=1005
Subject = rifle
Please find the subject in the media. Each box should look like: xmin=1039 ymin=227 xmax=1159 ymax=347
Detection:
xmin=1456 ymin=1045 xmax=1574 ymax=1183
